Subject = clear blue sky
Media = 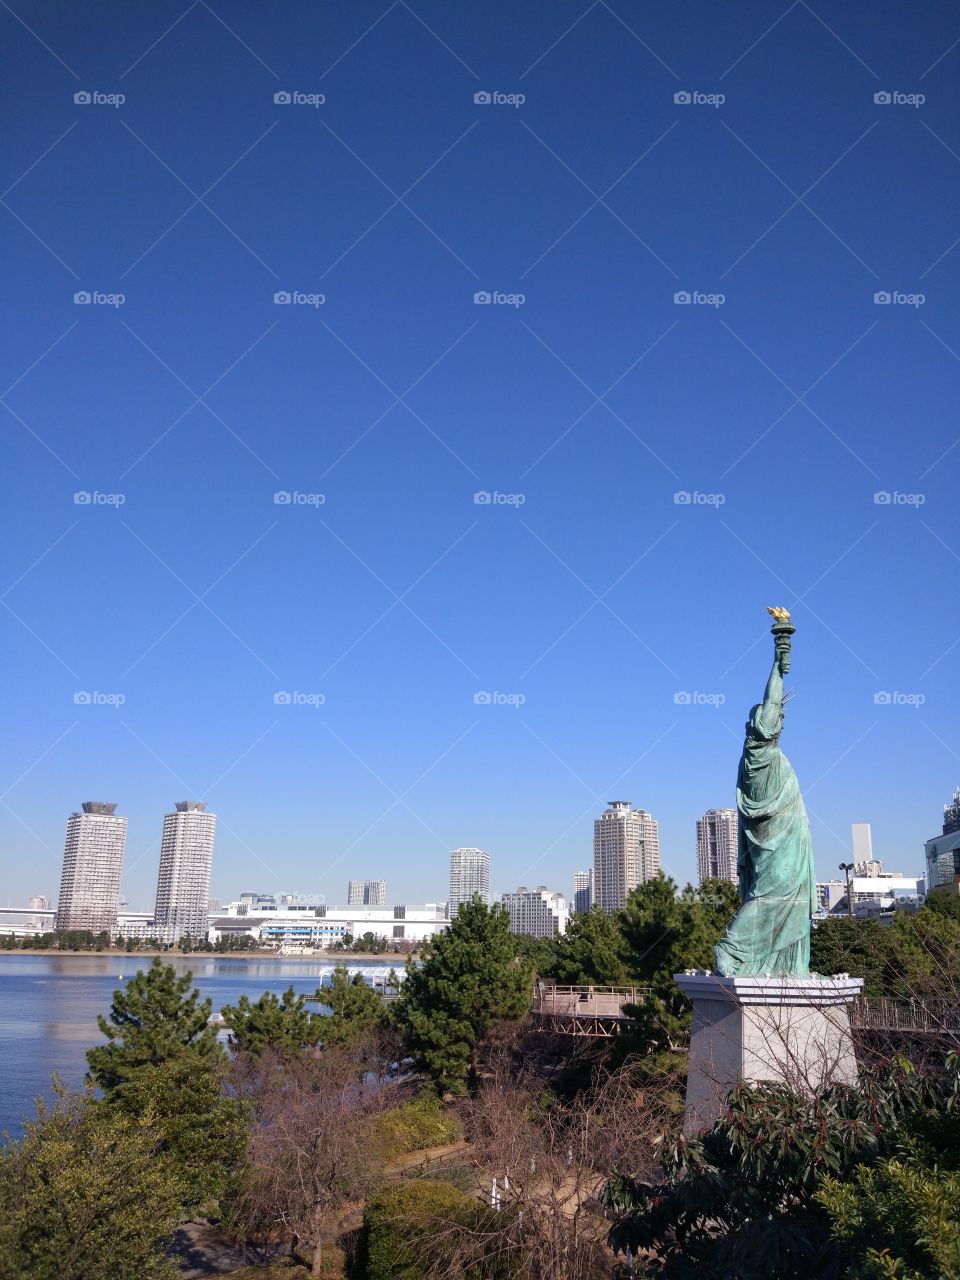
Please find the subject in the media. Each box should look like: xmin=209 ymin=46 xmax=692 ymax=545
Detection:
xmin=1 ymin=0 xmax=957 ymax=911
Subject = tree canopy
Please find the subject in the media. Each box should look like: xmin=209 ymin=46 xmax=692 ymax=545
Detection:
xmin=86 ymin=958 xmax=221 ymax=1096
xmin=394 ymin=898 xmax=531 ymax=1093
xmin=221 ymin=984 xmax=325 ymax=1056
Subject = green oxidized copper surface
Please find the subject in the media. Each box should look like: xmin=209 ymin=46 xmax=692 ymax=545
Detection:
xmin=714 ymin=609 xmax=818 ymax=977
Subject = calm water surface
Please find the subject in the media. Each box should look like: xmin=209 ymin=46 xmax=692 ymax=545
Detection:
xmin=0 ymin=954 xmax=397 ymax=1136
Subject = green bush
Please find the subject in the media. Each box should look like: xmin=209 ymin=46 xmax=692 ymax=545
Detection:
xmin=372 ymin=1093 xmax=461 ymax=1161
xmin=364 ymin=1180 xmax=509 ymax=1280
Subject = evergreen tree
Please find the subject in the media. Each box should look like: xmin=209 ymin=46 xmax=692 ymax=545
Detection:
xmin=394 ymin=898 xmax=531 ymax=1094
xmin=221 ymin=985 xmax=325 ymax=1056
xmin=86 ymin=959 xmax=221 ymax=1096
xmin=547 ymin=907 xmax=628 ymax=985
xmin=0 ymin=1086 xmax=182 ymax=1280
xmin=321 ymin=966 xmax=386 ymax=1045
xmin=86 ymin=961 xmax=245 ymax=1211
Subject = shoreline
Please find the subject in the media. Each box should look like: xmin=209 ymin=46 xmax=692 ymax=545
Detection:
xmin=0 ymin=949 xmax=418 ymax=963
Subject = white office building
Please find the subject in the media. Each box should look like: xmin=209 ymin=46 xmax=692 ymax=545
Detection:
xmin=501 ymin=886 xmax=569 ymax=938
xmin=153 ymin=802 xmax=217 ymax=944
xmin=696 ymin=808 xmax=739 ymax=885
xmin=209 ymin=900 xmax=450 ymax=950
xmin=573 ymin=870 xmax=592 ymax=914
xmin=593 ymin=801 xmax=660 ymax=912
xmin=55 ymin=802 xmax=128 ymax=934
xmin=449 ymin=847 xmax=490 ymax=911
xmin=347 ymin=879 xmax=386 ymax=906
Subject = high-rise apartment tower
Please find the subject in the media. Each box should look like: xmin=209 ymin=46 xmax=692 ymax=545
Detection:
xmin=55 ymin=801 xmax=127 ymax=934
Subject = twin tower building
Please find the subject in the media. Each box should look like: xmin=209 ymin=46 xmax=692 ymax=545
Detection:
xmin=55 ymin=800 xmax=216 ymax=942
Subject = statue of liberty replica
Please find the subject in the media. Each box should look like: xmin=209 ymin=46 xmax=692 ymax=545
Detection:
xmin=715 ymin=606 xmax=818 ymax=977
xmin=675 ymin=609 xmax=861 ymax=1133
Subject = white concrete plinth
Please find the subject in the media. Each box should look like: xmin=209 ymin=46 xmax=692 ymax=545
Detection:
xmin=674 ymin=973 xmax=864 ymax=1135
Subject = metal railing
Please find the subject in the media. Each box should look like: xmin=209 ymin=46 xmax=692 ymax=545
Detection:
xmin=532 ymin=984 xmax=652 ymax=1019
xmin=850 ymin=996 xmax=960 ymax=1033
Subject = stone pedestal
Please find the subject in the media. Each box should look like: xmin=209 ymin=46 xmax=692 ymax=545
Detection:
xmin=674 ymin=972 xmax=864 ymax=1135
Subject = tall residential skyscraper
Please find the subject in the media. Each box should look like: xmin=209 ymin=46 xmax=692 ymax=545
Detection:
xmin=851 ymin=823 xmax=881 ymax=876
xmin=593 ymin=801 xmax=660 ymax=912
xmin=348 ymin=879 xmax=386 ymax=906
xmin=55 ymin=802 xmax=127 ymax=934
xmin=153 ymin=802 xmax=217 ymax=943
xmin=573 ymin=870 xmax=592 ymax=914
xmin=696 ymin=808 xmax=739 ymax=885
xmin=449 ymin=847 xmax=490 ymax=912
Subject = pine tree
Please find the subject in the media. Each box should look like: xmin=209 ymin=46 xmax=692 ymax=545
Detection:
xmin=549 ymin=906 xmax=629 ymax=985
xmin=321 ymin=966 xmax=386 ymax=1045
xmin=221 ymin=985 xmax=325 ymax=1056
xmin=86 ymin=958 xmax=221 ymax=1095
xmin=394 ymin=897 xmax=531 ymax=1094
xmin=86 ymin=961 xmax=246 ymax=1212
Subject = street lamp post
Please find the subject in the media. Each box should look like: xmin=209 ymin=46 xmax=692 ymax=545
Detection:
xmin=839 ymin=862 xmax=855 ymax=919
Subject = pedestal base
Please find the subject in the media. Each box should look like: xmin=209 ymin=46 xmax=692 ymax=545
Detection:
xmin=674 ymin=973 xmax=864 ymax=1135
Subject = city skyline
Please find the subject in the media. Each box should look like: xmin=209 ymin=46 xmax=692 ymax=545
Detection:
xmin=13 ymin=787 xmax=941 ymax=913
xmin=1 ymin=3 xmax=956 ymax=914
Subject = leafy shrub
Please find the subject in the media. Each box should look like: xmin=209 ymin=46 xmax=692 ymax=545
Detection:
xmin=372 ymin=1092 xmax=462 ymax=1161
xmin=364 ymin=1179 xmax=510 ymax=1280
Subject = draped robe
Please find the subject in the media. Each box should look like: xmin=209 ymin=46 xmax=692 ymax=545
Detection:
xmin=714 ymin=701 xmax=817 ymax=977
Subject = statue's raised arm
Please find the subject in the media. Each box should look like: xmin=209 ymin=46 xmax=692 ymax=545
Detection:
xmin=714 ymin=608 xmax=817 ymax=977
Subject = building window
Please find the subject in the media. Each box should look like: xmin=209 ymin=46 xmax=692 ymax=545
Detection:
xmin=392 ymin=924 xmax=405 ymax=938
